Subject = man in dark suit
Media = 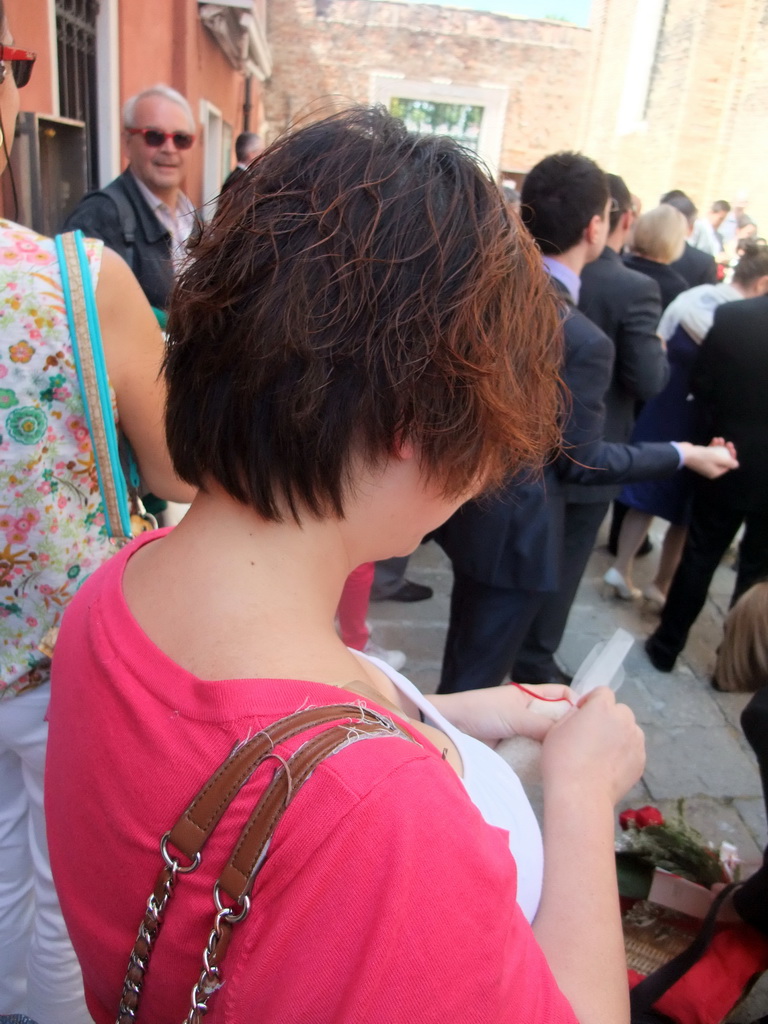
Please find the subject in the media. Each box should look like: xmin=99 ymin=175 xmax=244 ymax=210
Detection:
xmin=661 ymin=190 xmax=718 ymax=288
xmin=221 ymin=131 xmax=263 ymax=193
xmin=646 ymin=294 xmax=768 ymax=672
xmin=513 ymin=173 xmax=668 ymax=685
xmin=436 ymin=154 xmax=734 ymax=695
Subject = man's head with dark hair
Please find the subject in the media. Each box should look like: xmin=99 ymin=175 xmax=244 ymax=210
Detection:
xmin=520 ymin=151 xmax=609 ymax=256
xmin=709 ymin=199 xmax=731 ymax=230
xmin=235 ymin=131 xmax=263 ymax=165
xmin=733 ymin=239 xmax=768 ymax=291
xmin=606 ymin=173 xmax=632 ymax=234
xmin=660 ymin=189 xmax=697 ymax=227
xmin=165 ymin=107 xmax=564 ymax=523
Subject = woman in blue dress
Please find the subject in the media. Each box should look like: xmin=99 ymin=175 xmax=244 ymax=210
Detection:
xmin=604 ymin=241 xmax=768 ymax=606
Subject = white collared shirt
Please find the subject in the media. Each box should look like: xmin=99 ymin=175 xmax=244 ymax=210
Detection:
xmin=130 ymin=171 xmax=197 ymax=273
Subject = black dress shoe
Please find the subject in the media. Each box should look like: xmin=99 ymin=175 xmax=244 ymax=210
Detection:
xmin=644 ymin=636 xmax=676 ymax=673
xmin=370 ymin=579 xmax=433 ymax=603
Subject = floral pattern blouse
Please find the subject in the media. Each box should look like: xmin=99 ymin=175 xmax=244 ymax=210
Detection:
xmin=0 ymin=220 xmax=116 ymax=699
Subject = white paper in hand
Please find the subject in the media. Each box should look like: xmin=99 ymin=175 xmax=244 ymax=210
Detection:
xmin=497 ymin=629 xmax=635 ymax=785
xmin=570 ymin=628 xmax=635 ymax=698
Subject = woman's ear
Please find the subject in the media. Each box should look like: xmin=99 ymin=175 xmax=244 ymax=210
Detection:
xmin=392 ymin=435 xmax=416 ymax=461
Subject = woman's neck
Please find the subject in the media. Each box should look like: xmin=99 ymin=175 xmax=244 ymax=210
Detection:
xmin=176 ymin=486 xmax=354 ymax=613
xmin=122 ymin=486 xmax=366 ymax=684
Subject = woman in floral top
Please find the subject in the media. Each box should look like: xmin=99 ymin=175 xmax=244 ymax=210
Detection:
xmin=0 ymin=6 xmax=193 ymax=1021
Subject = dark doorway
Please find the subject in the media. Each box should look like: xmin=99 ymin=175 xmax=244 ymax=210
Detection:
xmin=55 ymin=0 xmax=101 ymax=192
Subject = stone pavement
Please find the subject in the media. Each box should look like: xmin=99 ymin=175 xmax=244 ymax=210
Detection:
xmin=368 ymin=515 xmax=766 ymax=864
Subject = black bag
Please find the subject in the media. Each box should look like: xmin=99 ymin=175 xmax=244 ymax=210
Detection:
xmin=629 ymin=883 xmax=739 ymax=1023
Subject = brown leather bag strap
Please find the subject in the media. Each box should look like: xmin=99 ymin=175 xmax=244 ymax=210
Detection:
xmin=186 ymin=718 xmax=413 ymax=1022
xmin=218 ymin=717 xmax=403 ymax=902
xmin=168 ymin=702 xmax=392 ymax=862
xmin=117 ymin=703 xmax=415 ymax=1024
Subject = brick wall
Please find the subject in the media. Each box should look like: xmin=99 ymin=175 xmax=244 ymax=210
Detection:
xmin=584 ymin=0 xmax=768 ymax=232
xmin=266 ymin=0 xmax=768 ymax=235
xmin=264 ymin=0 xmax=591 ymax=177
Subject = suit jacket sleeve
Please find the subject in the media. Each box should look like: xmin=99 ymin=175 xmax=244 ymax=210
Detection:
xmin=63 ymin=193 xmax=129 ymax=262
xmin=614 ymin=279 xmax=668 ymax=402
xmin=690 ymin=312 xmax=718 ymax=411
xmin=556 ymin=310 xmax=680 ymax=486
xmin=690 ymin=306 xmax=727 ymax=444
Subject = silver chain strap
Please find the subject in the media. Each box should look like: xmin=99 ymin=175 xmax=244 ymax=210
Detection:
xmin=115 ymin=707 xmax=414 ymax=1024
xmin=184 ymin=885 xmax=252 ymax=1023
xmin=116 ymin=834 xmax=201 ymax=1023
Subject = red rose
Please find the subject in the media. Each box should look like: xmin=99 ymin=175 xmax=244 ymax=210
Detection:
xmin=619 ymin=805 xmax=665 ymax=830
xmin=619 ymin=808 xmax=639 ymax=830
xmin=636 ymin=806 xmax=665 ymax=828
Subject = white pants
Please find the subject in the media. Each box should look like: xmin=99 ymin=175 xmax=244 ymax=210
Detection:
xmin=0 ymin=682 xmax=91 ymax=1023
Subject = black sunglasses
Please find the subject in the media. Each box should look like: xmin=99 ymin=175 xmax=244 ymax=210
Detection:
xmin=0 ymin=44 xmax=37 ymax=89
xmin=126 ymin=127 xmax=196 ymax=151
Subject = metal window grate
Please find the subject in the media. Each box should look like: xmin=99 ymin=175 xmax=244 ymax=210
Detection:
xmin=55 ymin=0 xmax=100 ymax=190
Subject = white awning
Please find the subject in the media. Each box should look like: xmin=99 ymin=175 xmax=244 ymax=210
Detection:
xmin=198 ymin=2 xmax=273 ymax=80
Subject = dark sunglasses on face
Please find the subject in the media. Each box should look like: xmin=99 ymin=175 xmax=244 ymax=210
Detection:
xmin=0 ymin=44 xmax=37 ymax=89
xmin=126 ymin=127 xmax=195 ymax=150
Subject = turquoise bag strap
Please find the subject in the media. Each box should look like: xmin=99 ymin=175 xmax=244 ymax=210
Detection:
xmin=55 ymin=230 xmax=133 ymax=541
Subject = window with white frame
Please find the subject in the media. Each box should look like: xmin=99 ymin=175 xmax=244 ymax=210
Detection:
xmin=200 ymin=99 xmax=224 ymax=220
xmin=372 ymin=76 xmax=507 ymax=178
xmin=389 ymin=99 xmax=484 ymax=152
xmin=221 ymin=121 xmax=234 ymax=181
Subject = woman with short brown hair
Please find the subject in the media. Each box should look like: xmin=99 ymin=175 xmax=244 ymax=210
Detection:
xmin=47 ymin=108 xmax=645 ymax=1024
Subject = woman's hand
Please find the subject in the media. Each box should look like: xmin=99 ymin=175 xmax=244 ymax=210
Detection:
xmin=678 ymin=439 xmax=739 ymax=479
xmin=535 ymin=688 xmax=645 ymax=1024
xmin=428 ymin=683 xmax=575 ymax=745
xmin=541 ymin=687 xmax=645 ymax=806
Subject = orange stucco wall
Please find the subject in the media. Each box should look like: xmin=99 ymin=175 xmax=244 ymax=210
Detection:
xmin=7 ymin=0 xmax=57 ymax=118
xmin=3 ymin=0 xmax=262 ymax=208
xmin=118 ymin=0 xmax=256 ymax=202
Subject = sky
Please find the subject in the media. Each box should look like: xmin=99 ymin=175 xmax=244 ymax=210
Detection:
xmin=397 ymin=0 xmax=592 ymax=26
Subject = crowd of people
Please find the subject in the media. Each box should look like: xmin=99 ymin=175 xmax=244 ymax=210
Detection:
xmin=0 ymin=3 xmax=766 ymax=1020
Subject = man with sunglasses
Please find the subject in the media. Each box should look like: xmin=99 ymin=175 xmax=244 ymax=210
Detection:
xmin=64 ymin=83 xmax=199 ymax=315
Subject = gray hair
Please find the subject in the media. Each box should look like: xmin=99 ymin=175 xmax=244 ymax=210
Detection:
xmin=123 ymin=84 xmax=195 ymax=133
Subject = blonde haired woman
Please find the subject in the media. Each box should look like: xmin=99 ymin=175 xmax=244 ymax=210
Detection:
xmin=623 ymin=204 xmax=690 ymax=309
